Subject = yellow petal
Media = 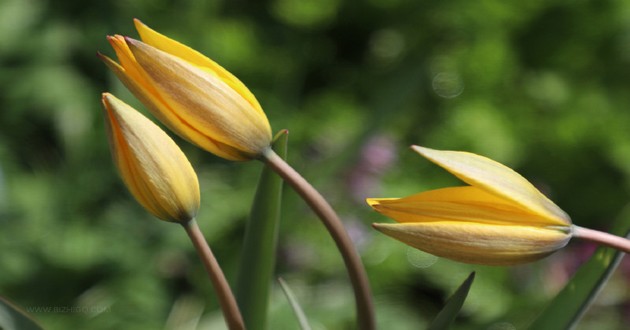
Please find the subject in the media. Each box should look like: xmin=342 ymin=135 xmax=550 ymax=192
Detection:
xmin=102 ymin=93 xmax=200 ymax=222
xmin=368 ymin=186 xmax=561 ymax=226
xmin=133 ymin=19 xmax=264 ymax=114
xmin=107 ymin=35 xmax=149 ymax=88
xmin=103 ymin=37 xmax=196 ymax=148
xmin=373 ymin=221 xmax=571 ymax=266
xmin=124 ymin=37 xmax=272 ymax=159
xmin=412 ymin=146 xmax=571 ymax=226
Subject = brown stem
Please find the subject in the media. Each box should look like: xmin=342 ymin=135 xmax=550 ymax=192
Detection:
xmin=182 ymin=219 xmax=245 ymax=330
xmin=261 ymin=148 xmax=376 ymax=330
xmin=572 ymin=225 xmax=630 ymax=253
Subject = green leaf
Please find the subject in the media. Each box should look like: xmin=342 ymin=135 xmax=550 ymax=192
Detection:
xmin=428 ymin=272 xmax=475 ymax=330
xmin=528 ymin=207 xmax=630 ymax=329
xmin=235 ymin=130 xmax=288 ymax=330
xmin=277 ymin=278 xmax=312 ymax=330
xmin=0 ymin=296 xmax=44 ymax=330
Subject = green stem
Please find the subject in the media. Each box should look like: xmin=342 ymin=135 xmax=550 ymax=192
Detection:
xmin=260 ymin=148 xmax=376 ymax=330
xmin=572 ymin=225 xmax=630 ymax=253
xmin=182 ymin=219 xmax=245 ymax=330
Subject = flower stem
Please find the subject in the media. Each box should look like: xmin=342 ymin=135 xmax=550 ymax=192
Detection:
xmin=261 ymin=148 xmax=376 ymax=330
xmin=182 ymin=219 xmax=245 ymax=330
xmin=572 ymin=225 xmax=630 ymax=253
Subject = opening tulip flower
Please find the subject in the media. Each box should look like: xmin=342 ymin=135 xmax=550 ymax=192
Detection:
xmin=102 ymin=93 xmax=200 ymax=223
xmin=368 ymin=146 xmax=573 ymax=266
xmin=99 ymin=19 xmax=272 ymax=161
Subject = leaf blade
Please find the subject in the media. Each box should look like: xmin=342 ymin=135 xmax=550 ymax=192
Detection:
xmin=278 ymin=278 xmax=312 ymax=330
xmin=235 ymin=130 xmax=288 ymax=330
xmin=528 ymin=206 xmax=630 ymax=329
xmin=427 ymin=272 xmax=476 ymax=330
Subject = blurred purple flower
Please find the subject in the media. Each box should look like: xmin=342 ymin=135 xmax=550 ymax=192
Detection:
xmin=346 ymin=134 xmax=397 ymax=202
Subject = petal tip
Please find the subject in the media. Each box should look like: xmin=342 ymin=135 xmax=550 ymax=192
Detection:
xmin=411 ymin=145 xmax=434 ymax=157
xmin=372 ymin=222 xmax=396 ymax=233
xmin=133 ymin=18 xmax=148 ymax=32
xmin=101 ymin=92 xmax=113 ymax=103
xmin=106 ymin=35 xmax=127 ymax=49
xmin=123 ymin=36 xmax=143 ymax=49
xmin=101 ymin=93 xmax=114 ymax=113
xmin=96 ymin=51 xmax=114 ymax=62
xmin=98 ymin=52 xmax=124 ymax=71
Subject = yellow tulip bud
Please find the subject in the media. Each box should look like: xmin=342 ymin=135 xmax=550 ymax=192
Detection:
xmin=102 ymin=93 xmax=200 ymax=223
xmin=99 ymin=19 xmax=272 ymax=161
xmin=368 ymin=146 xmax=572 ymax=266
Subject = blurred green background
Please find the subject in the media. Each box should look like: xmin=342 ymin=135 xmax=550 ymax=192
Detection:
xmin=1 ymin=0 xmax=630 ymax=329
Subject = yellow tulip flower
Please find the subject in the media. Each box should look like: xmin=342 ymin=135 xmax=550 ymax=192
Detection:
xmin=102 ymin=93 xmax=200 ymax=223
xmin=99 ymin=19 xmax=272 ymax=161
xmin=368 ymin=146 xmax=572 ymax=266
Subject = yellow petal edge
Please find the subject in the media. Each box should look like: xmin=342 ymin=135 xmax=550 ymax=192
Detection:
xmin=367 ymin=186 xmax=563 ymax=227
xmin=373 ymin=222 xmax=570 ymax=266
xmin=411 ymin=145 xmax=571 ymax=226
xmin=133 ymin=18 xmax=263 ymax=115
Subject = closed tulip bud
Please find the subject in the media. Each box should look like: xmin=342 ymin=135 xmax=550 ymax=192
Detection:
xmin=368 ymin=146 xmax=572 ymax=266
xmin=102 ymin=93 xmax=200 ymax=223
xmin=99 ymin=19 xmax=272 ymax=161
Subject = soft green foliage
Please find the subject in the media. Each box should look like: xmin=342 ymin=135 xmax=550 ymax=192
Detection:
xmin=1 ymin=0 xmax=630 ymax=329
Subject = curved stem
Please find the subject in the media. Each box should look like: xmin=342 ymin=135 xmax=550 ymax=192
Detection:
xmin=572 ymin=225 xmax=630 ymax=253
xmin=261 ymin=148 xmax=376 ymax=330
xmin=182 ymin=219 xmax=245 ymax=330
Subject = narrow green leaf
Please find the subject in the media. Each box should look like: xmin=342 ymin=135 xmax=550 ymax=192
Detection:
xmin=277 ymin=278 xmax=312 ymax=330
xmin=0 ymin=296 xmax=43 ymax=330
xmin=235 ymin=130 xmax=288 ymax=330
xmin=528 ymin=206 xmax=630 ymax=329
xmin=428 ymin=272 xmax=475 ymax=330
